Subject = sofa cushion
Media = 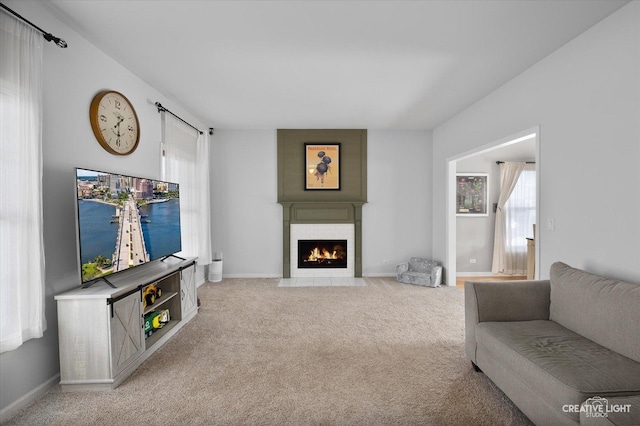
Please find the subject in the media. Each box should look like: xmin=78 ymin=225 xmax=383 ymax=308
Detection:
xmin=476 ymin=320 xmax=640 ymax=423
xmin=549 ymin=262 xmax=640 ymax=363
xmin=408 ymin=258 xmax=439 ymax=273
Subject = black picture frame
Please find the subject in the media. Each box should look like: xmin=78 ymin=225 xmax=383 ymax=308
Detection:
xmin=304 ymin=143 xmax=341 ymax=190
xmin=456 ymin=173 xmax=489 ymax=216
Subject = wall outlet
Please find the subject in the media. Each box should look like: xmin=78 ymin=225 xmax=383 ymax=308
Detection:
xmin=547 ymin=218 xmax=555 ymax=231
xmin=470 ymin=258 xmax=477 ymax=264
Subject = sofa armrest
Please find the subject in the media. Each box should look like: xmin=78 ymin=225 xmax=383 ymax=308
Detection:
xmin=396 ymin=262 xmax=409 ymax=280
xmin=467 ymin=280 xmax=551 ymax=323
xmin=430 ymin=266 xmax=443 ymax=287
xmin=465 ymin=280 xmax=550 ymax=363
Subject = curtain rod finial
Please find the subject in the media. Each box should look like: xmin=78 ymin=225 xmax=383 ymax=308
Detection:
xmin=43 ymin=33 xmax=67 ymax=47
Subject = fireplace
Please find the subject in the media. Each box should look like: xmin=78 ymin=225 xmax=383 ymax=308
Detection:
xmin=298 ymin=240 xmax=347 ymax=269
xmin=289 ymin=222 xmax=355 ymax=278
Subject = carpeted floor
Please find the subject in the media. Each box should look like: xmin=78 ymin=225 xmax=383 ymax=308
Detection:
xmin=4 ymin=277 xmax=533 ymax=426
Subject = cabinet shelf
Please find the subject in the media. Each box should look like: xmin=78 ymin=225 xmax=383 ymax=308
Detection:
xmin=144 ymin=319 xmax=179 ymax=347
xmin=143 ymin=291 xmax=178 ymax=315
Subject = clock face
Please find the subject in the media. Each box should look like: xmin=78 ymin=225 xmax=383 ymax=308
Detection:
xmin=89 ymin=91 xmax=140 ymax=155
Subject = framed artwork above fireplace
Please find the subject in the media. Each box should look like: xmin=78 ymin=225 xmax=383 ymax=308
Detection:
xmin=305 ymin=143 xmax=341 ymax=190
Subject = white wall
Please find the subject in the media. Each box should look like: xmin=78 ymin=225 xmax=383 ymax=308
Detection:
xmin=209 ymin=129 xmax=433 ymax=278
xmin=209 ymin=130 xmax=282 ymax=277
xmin=455 ymin=156 xmax=499 ymax=273
xmin=363 ymin=130 xmax=433 ymax=275
xmin=433 ymin=2 xmax=640 ymax=283
xmin=0 ymin=1 xmax=207 ymax=417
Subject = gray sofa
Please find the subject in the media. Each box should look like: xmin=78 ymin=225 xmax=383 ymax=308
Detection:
xmin=465 ymin=262 xmax=640 ymax=426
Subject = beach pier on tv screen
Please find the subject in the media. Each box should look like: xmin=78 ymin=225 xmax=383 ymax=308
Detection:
xmin=75 ymin=168 xmax=182 ymax=285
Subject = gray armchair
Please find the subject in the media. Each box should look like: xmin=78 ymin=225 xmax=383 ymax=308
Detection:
xmin=396 ymin=258 xmax=442 ymax=287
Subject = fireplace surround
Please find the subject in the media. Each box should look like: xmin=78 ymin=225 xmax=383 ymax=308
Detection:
xmin=290 ymin=221 xmax=355 ymax=277
xmin=278 ymin=129 xmax=367 ymax=278
xmin=281 ymin=203 xmax=363 ymax=277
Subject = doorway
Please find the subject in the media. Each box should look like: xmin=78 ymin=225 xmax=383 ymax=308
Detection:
xmin=445 ymin=127 xmax=540 ymax=285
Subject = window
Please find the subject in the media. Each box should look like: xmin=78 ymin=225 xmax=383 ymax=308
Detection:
xmin=161 ymin=113 xmax=212 ymax=265
xmin=0 ymin=13 xmax=47 ymax=352
xmin=504 ymin=168 xmax=536 ymax=253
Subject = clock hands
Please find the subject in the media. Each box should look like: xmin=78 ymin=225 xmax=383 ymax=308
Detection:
xmin=113 ymin=114 xmax=124 ymax=128
xmin=112 ymin=113 xmax=125 ymax=147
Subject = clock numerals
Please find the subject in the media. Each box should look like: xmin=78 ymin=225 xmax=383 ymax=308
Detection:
xmin=99 ymin=115 xmax=107 ymax=122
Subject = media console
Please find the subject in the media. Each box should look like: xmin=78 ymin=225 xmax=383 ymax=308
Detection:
xmin=55 ymin=257 xmax=197 ymax=391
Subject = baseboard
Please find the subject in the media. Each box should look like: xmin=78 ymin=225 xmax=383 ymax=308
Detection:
xmin=0 ymin=373 xmax=59 ymax=423
xmin=222 ymin=275 xmax=390 ymax=279
xmin=456 ymin=272 xmax=495 ymax=277
xmin=215 ymin=274 xmax=282 ymax=279
xmin=362 ymin=273 xmax=396 ymax=277
xmin=204 ymin=274 xmax=460 ymax=287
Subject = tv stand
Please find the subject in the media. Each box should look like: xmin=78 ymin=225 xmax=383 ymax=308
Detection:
xmin=55 ymin=257 xmax=198 ymax=391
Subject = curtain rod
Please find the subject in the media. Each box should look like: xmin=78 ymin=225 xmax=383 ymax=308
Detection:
xmin=0 ymin=3 xmax=67 ymax=47
xmin=496 ymin=161 xmax=536 ymax=165
xmin=154 ymin=102 xmax=204 ymax=135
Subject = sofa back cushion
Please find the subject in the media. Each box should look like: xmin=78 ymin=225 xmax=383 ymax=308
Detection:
xmin=408 ymin=258 xmax=439 ymax=273
xmin=550 ymin=262 xmax=640 ymax=363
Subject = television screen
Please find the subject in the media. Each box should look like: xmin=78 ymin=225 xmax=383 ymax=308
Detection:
xmin=75 ymin=168 xmax=181 ymax=285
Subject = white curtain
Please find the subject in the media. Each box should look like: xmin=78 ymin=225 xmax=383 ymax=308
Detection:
xmin=503 ymin=165 xmax=536 ymax=273
xmin=161 ymin=113 xmax=212 ymax=265
xmin=0 ymin=12 xmax=47 ymax=352
xmin=492 ymin=163 xmax=536 ymax=274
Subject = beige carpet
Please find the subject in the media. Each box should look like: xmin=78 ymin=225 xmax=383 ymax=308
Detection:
xmin=5 ymin=277 xmax=533 ymax=426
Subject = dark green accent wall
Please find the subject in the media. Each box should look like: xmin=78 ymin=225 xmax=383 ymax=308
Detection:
xmin=278 ymin=129 xmax=367 ymax=203
xmin=277 ymin=129 xmax=367 ymax=277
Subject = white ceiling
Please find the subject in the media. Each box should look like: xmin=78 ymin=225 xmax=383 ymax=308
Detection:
xmin=45 ymin=0 xmax=628 ymax=130
xmin=457 ymin=136 xmax=537 ymax=171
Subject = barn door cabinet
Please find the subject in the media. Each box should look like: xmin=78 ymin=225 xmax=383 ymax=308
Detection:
xmin=55 ymin=257 xmax=197 ymax=391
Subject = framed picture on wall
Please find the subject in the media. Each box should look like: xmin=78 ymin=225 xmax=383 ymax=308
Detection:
xmin=456 ymin=173 xmax=488 ymax=216
xmin=305 ymin=143 xmax=341 ymax=190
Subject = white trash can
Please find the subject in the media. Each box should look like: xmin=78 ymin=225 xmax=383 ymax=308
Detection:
xmin=208 ymin=253 xmax=223 ymax=282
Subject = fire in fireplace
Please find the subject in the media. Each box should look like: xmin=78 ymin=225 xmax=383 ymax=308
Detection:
xmin=298 ymin=240 xmax=347 ymax=269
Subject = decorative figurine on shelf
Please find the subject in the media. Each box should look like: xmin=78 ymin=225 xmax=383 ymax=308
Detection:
xmin=143 ymin=284 xmax=162 ymax=309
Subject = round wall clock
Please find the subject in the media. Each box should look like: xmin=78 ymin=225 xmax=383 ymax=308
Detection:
xmin=89 ymin=90 xmax=140 ymax=155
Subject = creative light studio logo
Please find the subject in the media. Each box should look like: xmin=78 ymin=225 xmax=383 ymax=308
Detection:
xmin=563 ymin=396 xmax=632 ymax=418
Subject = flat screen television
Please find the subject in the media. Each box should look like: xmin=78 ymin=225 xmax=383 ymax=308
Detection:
xmin=75 ymin=168 xmax=182 ymax=287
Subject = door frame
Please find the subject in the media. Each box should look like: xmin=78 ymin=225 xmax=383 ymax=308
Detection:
xmin=445 ymin=126 xmax=540 ymax=285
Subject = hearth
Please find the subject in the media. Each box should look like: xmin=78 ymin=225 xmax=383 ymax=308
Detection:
xmin=297 ymin=240 xmax=347 ymax=269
